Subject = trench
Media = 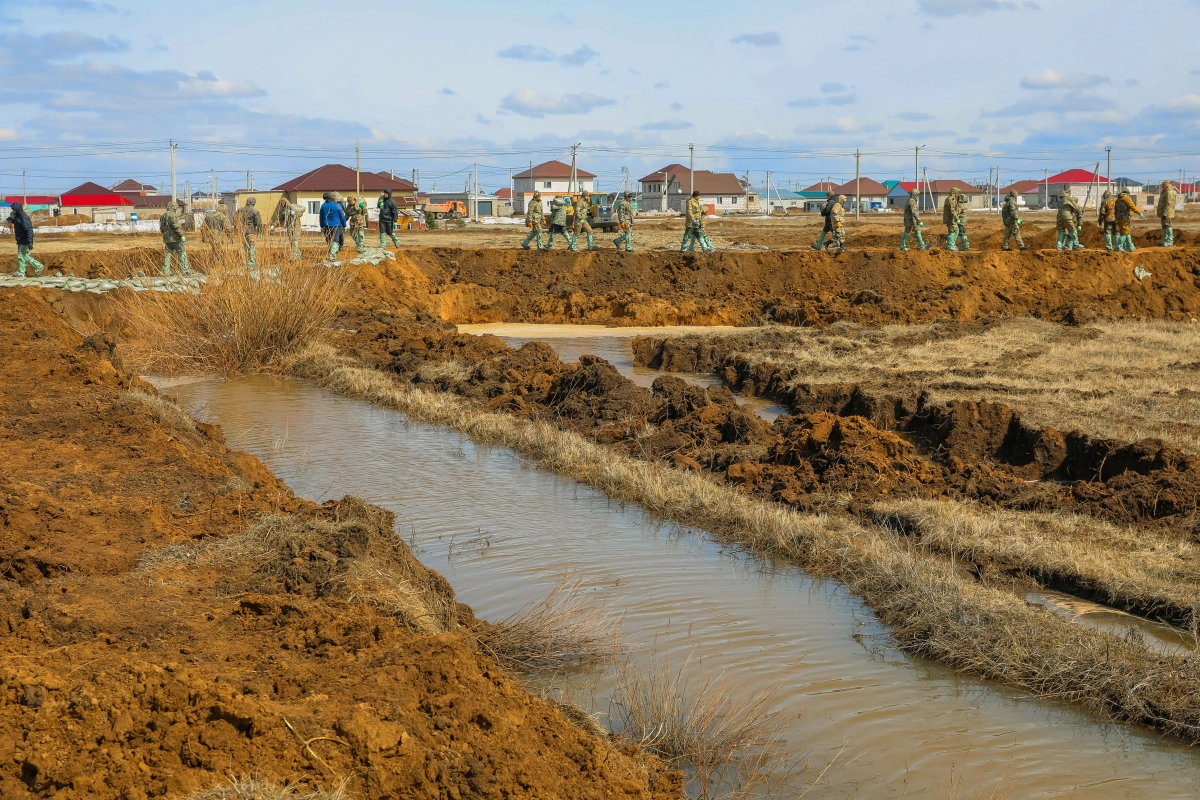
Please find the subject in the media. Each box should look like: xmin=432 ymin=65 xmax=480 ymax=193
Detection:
xmin=164 ymin=373 xmax=1200 ymax=799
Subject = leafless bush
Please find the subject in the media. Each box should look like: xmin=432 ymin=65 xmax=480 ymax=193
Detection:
xmin=611 ymin=650 xmax=798 ymax=799
xmin=116 ymin=245 xmax=348 ymax=377
xmin=474 ymin=575 xmax=620 ymax=674
xmin=186 ymin=776 xmax=348 ymax=800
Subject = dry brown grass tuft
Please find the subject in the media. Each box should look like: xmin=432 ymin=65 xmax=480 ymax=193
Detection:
xmin=140 ymin=499 xmax=457 ymax=634
xmin=611 ymin=650 xmax=796 ymax=799
xmin=186 ymin=776 xmax=348 ymax=800
xmin=287 ymin=342 xmax=1200 ymax=742
xmin=116 ymin=245 xmax=349 ymax=377
xmin=681 ymin=317 xmax=1200 ymax=454
xmin=474 ymin=575 xmax=621 ymax=675
xmin=873 ymin=498 xmax=1200 ymax=624
xmin=115 ymin=389 xmax=200 ymax=437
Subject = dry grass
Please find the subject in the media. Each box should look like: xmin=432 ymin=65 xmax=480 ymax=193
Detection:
xmin=186 ymin=776 xmax=348 ymax=800
xmin=139 ymin=499 xmax=457 ymax=634
xmin=287 ymin=342 xmax=1200 ymax=742
xmin=611 ymin=650 xmax=797 ymax=799
xmin=116 ymin=244 xmax=349 ymax=377
xmin=115 ymin=389 xmax=200 ymax=437
xmin=416 ymin=359 xmax=474 ymax=384
xmin=474 ymin=575 xmax=621 ymax=675
xmin=681 ymin=317 xmax=1200 ymax=454
xmin=873 ymin=498 xmax=1200 ymax=624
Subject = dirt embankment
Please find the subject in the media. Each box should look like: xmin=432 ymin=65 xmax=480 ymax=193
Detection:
xmin=0 ymin=289 xmax=679 ymax=800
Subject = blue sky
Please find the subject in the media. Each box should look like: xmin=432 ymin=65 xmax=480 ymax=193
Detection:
xmin=2 ymin=0 xmax=1200 ymax=195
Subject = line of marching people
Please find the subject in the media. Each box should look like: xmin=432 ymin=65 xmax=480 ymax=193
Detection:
xmin=521 ymin=189 xmax=715 ymax=254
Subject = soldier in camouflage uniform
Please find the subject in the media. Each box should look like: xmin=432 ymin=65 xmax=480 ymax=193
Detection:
xmin=273 ymin=198 xmax=304 ymax=261
xmin=346 ymin=197 xmax=368 ymax=252
xmin=236 ymin=197 xmax=263 ymax=270
xmin=545 ymin=196 xmax=568 ymax=249
xmin=828 ymin=195 xmax=847 ymax=253
xmin=1114 ymin=188 xmax=1143 ymax=252
xmin=1157 ymin=179 xmax=1179 ymax=247
xmin=681 ymin=191 xmax=714 ymax=252
xmin=612 ymin=190 xmax=635 ymax=252
xmin=942 ymin=186 xmax=970 ymax=251
xmin=900 ymin=189 xmax=927 ymax=251
xmin=160 ymin=201 xmax=190 ymax=276
xmin=1000 ymin=189 xmax=1028 ymax=251
xmin=811 ymin=191 xmax=834 ymax=250
xmin=521 ymin=191 xmax=544 ymax=250
xmin=568 ymin=194 xmax=597 ymax=252
xmin=1098 ymin=190 xmax=1118 ymax=251
xmin=1056 ymin=188 xmax=1084 ymax=250
xmin=200 ymin=203 xmax=229 ymax=255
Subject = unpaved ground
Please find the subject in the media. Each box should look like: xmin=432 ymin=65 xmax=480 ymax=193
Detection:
xmin=0 ymin=289 xmax=679 ymax=800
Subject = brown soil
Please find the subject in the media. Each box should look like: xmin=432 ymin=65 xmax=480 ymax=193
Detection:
xmin=0 ymin=288 xmax=680 ymax=800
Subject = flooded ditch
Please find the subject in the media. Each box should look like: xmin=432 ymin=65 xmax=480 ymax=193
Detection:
xmin=164 ymin=373 xmax=1200 ymax=799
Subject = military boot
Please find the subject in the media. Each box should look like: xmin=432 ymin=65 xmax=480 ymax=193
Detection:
xmin=1056 ymin=232 xmax=1066 ymax=251
xmin=587 ymin=234 xmax=597 ymax=251
xmin=899 ymin=231 xmax=910 ymax=252
xmin=567 ymin=234 xmax=578 ymax=253
xmin=1163 ymin=227 xmax=1175 ymax=247
xmin=946 ymin=232 xmax=959 ymax=251
xmin=543 ymin=231 xmax=557 ymax=250
xmin=1104 ymin=233 xmax=1114 ymax=251
xmin=328 ymin=241 xmax=340 ymax=261
xmin=916 ymin=231 xmax=929 ymax=250
xmin=959 ymin=233 xmax=970 ymax=251
xmin=521 ymin=230 xmax=540 ymax=250
xmin=1070 ymin=231 xmax=1084 ymax=250
xmin=810 ymin=231 xmax=826 ymax=251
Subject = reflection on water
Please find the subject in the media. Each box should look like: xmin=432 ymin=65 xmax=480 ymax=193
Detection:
xmin=1026 ymin=590 xmax=1197 ymax=655
xmin=166 ymin=376 xmax=1200 ymax=799
xmin=458 ymin=323 xmax=788 ymax=422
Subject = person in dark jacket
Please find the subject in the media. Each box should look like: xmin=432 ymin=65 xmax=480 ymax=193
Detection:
xmin=378 ymin=189 xmax=400 ymax=248
xmin=8 ymin=202 xmax=45 ymax=277
xmin=319 ymin=191 xmax=348 ymax=261
xmin=811 ymin=191 xmax=834 ymax=250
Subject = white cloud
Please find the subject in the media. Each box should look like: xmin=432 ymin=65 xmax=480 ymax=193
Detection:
xmin=175 ymin=75 xmax=263 ymax=98
xmin=1166 ymin=93 xmax=1200 ymax=110
xmin=1020 ymin=69 xmax=1110 ymax=89
xmin=499 ymin=89 xmax=614 ymax=118
xmin=560 ymin=45 xmax=598 ymax=66
xmin=0 ymin=127 xmax=17 ymax=140
xmin=496 ymin=45 xmax=556 ymax=62
xmin=982 ymin=93 xmax=1115 ymax=117
xmin=789 ymin=93 xmax=856 ymax=108
xmin=917 ymin=0 xmax=1017 ymax=16
xmin=640 ymin=117 xmax=693 ymax=131
xmin=731 ymin=32 xmax=780 ymax=46
xmin=820 ymin=82 xmax=847 ymax=93
xmin=438 ymin=87 xmax=455 ymax=95
xmin=896 ymin=111 xmax=935 ymax=121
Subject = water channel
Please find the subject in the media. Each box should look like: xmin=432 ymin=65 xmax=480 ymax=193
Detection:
xmin=163 ymin=368 xmax=1200 ymax=799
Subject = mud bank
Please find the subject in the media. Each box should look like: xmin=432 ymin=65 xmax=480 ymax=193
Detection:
xmin=0 ymin=289 xmax=678 ymax=800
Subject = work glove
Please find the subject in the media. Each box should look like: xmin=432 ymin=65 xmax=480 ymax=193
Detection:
xmin=1017 ymin=219 xmax=1023 ymax=226
xmin=918 ymin=222 xmax=924 ymax=227
xmin=620 ymin=223 xmax=626 ymax=229
xmin=180 ymin=236 xmax=186 ymax=243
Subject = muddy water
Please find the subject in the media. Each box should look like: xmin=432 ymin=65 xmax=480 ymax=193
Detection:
xmin=458 ymin=323 xmax=788 ymax=422
xmin=167 ymin=376 xmax=1200 ymax=799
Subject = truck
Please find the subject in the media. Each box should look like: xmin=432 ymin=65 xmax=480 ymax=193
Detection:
xmin=565 ymin=192 xmax=620 ymax=233
xmin=424 ymin=200 xmax=467 ymax=220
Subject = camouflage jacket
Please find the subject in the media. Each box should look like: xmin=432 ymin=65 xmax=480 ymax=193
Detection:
xmin=1115 ymin=194 xmax=1138 ymax=221
xmin=1001 ymin=195 xmax=1020 ymax=226
xmin=550 ymin=199 xmax=567 ymax=227
xmin=203 ymin=207 xmax=227 ymax=234
xmin=1057 ymin=194 xmax=1082 ymax=224
xmin=346 ymin=203 xmax=368 ymax=232
xmin=830 ymin=200 xmax=845 ymax=226
xmin=525 ymin=199 xmax=544 ymax=227
xmin=237 ymin=206 xmax=263 ymax=235
xmin=1098 ymin=197 xmax=1116 ymax=223
xmin=685 ymin=196 xmax=705 ymax=226
xmin=572 ymin=198 xmax=591 ymax=232
xmin=616 ymin=199 xmax=634 ymax=226
xmin=1158 ymin=185 xmax=1178 ymax=219
xmin=160 ymin=208 xmax=183 ymax=244
xmin=941 ymin=195 xmax=957 ymax=225
xmin=903 ymin=195 xmax=921 ymax=227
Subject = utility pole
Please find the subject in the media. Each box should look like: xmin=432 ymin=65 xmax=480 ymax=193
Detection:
xmin=22 ymin=170 xmax=27 ymax=206
xmin=508 ymin=168 xmax=513 ymax=214
xmin=765 ymin=170 xmax=771 ymax=214
xmin=996 ymin=166 xmax=1001 ymax=211
xmin=689 ymin=143 xmax=695 ymax=197
xmin=355 ymin=140 xmax=361 ymax=195
xmin=185 ymin=180 xmax=190 ymax=213
xmin=1044 ymin=169 xmax=1049 ymax=210
xmin=915 ymin=146 xmax=920 ymax=186
xmin=474 ymin=161 xmax=479 ymax=221
xmin=170 ymin=140 xmax=177 ymax=202
xmin=214 ymin=172 xmax=219 ymax=210
xmin=854 ymin=148 xmax=861 ymax=221
xmin=569 ymin=143 xmax=578 ymax=194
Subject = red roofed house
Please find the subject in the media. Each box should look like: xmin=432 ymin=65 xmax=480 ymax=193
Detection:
xmin=638 ymin=164 xmax=746 ymax=214
xmin=513 ymin=160 xmax=595 ymax=214
xmin=1038 ymin=168 xmax=1110 ymax=209
xmin=59 ymin=182 xmax=135 ymax=222
xmin=885 ymin=180 xmax=985 ymax=211
xmin=831 ymin=177 xmax=891 ymax=212
xmin=235 ymin=164 xmax=419 ymax=228
xmin=3 ymin=195 xmax=58 ymax=214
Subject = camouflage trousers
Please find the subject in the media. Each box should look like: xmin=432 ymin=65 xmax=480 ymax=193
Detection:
xmin=162 ymin=241 xmax=190 ymax=275
xmin=16 ymin=244 xmax=45 ymax=276
xmin=569 ymin=218 xmax=593 ymax=251
xmin=612 ymin=227 xmax=634 ymax=251
xmin=830 ymin=225 xmax=846 ymax=250
xmin=1001 ymin=224 xmax=1024 ymax=249
xmin=681 ymin=225 xmax=713 ymax=253
xmin=350 ymin=228 xmax=365 ymax=250
xmin=1116 ymin=220 xmax=1132 ymax=235
xmin=521 ymin=223 xmax=544 ymax=249
xmin=1056 ymin=219 xmax=1077 ymax=234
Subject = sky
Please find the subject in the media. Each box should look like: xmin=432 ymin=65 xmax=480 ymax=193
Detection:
xmin=2 ymin=0 xmax=1200 ymax=196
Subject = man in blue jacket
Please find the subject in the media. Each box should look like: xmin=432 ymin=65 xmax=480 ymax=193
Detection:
xmin=319 ymin=191 xmax=347 ymax=261
xmin=9 ymin=202 xmax=45 ymax=277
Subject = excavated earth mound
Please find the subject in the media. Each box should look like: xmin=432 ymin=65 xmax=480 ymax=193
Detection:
xmin=0 ymin=289 xmax=680 ymax=800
